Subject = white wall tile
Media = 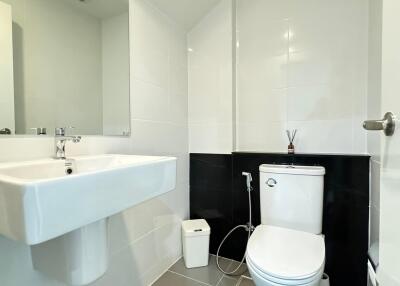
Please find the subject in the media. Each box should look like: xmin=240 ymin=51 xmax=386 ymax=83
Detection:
xmin=236 ymin=0 xmax=369 ymax=154
xmin=286 ymin=85 xmax=353 ymax=122
xmin=236 ymin=121 xmax=288 ymax=153
xmin=0 ymin=236 xmax=65 ymax=286
xmin=352 ymin=116 xmax=368 ymax=154
xmin=131 ymin=0 xmax=170 ymax=89
xmin=169 ymin=91 xmax=189 ymax=125
xmin=367 ymin=0 xmax=382 ymax=163
xmin=131 ymin=79 xmax=170 ymax=122
xmin=189 ymin=123 xmax=233 ymax=154
xmin=237 ymin=87 xmax=287 ymax=125
xmin=91 ymin=246 xmax=143 ymax=286
xmin=188 ymin=0 xmax=233 ymax=154
xmin=0 ymin=0 xmax=189 ymax=285
xmin=287 ymin=119 xmax=353 ymax=154
xmin=370 ymin=160 xmax=381 ymax=210
xmin=367 ymin=0 xmax=382 ymax=259
xmin=94 ymin=220 xmax=182 ymax=286
xmin=369 ymin=205 xmax=380 ymax=253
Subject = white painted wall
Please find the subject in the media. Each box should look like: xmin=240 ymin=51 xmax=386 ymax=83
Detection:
xmin=0 ymin=0 xmax=189 ymax=285
xmin=102 ymin=12 xmax=130 ymax=136
xmin=0 ymin=2 xmax=15 ymax=133
xmin=236 ymin=0 xmax=369 ymax=154
xmin=187 ymin=0 xmax=233 ymax=154
xmin=367 ymin=0 xmax=382 ymax=266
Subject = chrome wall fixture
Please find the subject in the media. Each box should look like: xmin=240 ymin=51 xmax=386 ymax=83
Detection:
xmin=363 ymin=112 xmax=396 ymax=136
xmin=0 ymin=128 xmax=11 ymax=135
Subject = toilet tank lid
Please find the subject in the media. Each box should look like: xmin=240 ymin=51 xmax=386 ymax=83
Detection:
xmin=259 ymin=164 xmax=325 ymax=176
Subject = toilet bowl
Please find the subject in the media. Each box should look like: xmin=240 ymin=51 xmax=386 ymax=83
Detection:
xmin=246 ymin=225 xmax=325 ymax=286
xmin=249 ymin=164 xmax=327 ymax=286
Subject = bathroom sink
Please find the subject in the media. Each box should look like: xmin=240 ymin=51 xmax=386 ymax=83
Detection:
xmin=0 ymin=154 xmax=176 ymax=245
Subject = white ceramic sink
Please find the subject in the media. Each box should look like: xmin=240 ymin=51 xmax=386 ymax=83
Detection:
xmin=0 ymin=154 xmax=176 ymax=245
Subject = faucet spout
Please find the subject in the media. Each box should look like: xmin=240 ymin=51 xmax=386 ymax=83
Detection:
xmin=54 ymin=127 xmax=81 ymax=159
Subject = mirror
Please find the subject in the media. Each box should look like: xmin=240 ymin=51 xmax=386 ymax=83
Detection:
xmin=0 ymin=0 xmax=130 ymax=136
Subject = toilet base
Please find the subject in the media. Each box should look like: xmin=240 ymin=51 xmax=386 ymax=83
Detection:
xmin=249 ymin=268 xmax=321 ymax=286
xmin=247 ymin=258 xmax=323 ymax=286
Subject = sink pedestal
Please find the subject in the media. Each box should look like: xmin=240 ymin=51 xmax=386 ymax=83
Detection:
xmin=31 ymin=219 xmax=108 ymax=285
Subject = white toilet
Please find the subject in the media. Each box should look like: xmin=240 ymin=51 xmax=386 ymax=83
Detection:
xmin=246 ymin=164 xmax=326 ymax=286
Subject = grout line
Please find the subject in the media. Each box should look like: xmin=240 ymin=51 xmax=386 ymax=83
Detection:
xmin=167 ymin=270 xmax=212 ymax=286
xmin=215 ymin=257 xmax=234 ymax=286
xmin=156 ymin=254 xmax=246 ymax=286
xmin=110 ymin=221 xmax=181 ymax=255
xmin=131 ymin=117 xmax=187 ymax=127
xmin=215 ymin=274 xmax=225 ymax=286
xmin=148 ymin=256 xmax=183 ymax=285
xmin=166 ymin=255 xmax=183 ymax=271
xmin=235 ymin=276 xmax=243 ymax=286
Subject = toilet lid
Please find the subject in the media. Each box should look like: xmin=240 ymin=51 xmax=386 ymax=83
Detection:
xmin=247 ymin=225 xmax=325 ymax=280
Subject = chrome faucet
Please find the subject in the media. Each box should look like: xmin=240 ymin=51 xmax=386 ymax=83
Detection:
xmin=54 ymin=127 xmax=81 ymax=159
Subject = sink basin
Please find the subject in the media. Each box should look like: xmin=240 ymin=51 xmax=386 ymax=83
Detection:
xmin=0 ymin=154 xmax=176 ymax=245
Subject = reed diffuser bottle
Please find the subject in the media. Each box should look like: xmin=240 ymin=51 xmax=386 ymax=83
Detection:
xmin=286 ymin=129 xmax=297 ymax=154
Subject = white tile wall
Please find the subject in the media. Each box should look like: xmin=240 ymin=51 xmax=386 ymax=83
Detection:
xmin=236 ymin=0 xmax=369 ymax=154
xmin=367 ymin=0 xmax=383 ymax=265
xmin=378 ymin=1 xmax=400 ymax=282
xmin=0 ymin=0 xmax=382 ymax=284
xmin=0 ymin=0 xmax=189 ymax=285
xmin=187 ymin=0 xmax=369 ymax=155
xmin=188 ymin=0 xmax=233 ymax=154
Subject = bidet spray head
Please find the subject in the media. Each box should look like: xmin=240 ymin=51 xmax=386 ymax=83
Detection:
xmin=242 ymin=172 xmax=253 ymax=191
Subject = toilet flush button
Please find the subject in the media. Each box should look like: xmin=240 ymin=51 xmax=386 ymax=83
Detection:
xmin=266 ymin=178 xmax=277 ymax=187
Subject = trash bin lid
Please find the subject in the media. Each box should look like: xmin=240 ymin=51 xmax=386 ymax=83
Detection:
xmin=182 ymin=219 xmax=210 ymax=237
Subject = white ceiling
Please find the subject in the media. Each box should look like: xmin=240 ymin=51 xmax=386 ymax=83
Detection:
xmin=147 ymin=0 xmax=220 ymax=31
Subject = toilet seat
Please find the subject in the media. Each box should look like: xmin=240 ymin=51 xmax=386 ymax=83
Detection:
xmin=246 ymin=225 xmax=325 ymax=284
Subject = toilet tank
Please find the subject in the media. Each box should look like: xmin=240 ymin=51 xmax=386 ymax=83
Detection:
xmin=259 ymin=164 xmax=325 ymax=234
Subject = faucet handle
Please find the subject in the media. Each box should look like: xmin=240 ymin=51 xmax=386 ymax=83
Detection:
xmin=55 ymin=127 xmax=65 ymax=136
xmin=55 ymin=126 xmax=75 ymax=136
xmin=72 ymin=136 xmax=82 ymax=143
xmin=31 ymin=127 xmax=47 ymax=135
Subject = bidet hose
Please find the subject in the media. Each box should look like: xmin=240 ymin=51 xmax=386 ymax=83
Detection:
xmin=216 ymin=185 xmax=253 ymax=276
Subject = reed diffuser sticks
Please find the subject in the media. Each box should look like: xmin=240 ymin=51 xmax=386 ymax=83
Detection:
xmin=286 ymin=129 xmax=297 ymax=154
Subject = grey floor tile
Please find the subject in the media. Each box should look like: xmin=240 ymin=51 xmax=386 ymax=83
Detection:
xmin=152 ymin=271 xmax=207 ymax=286
xmin=238 ymin=277 xmax=255 ymax=286
xmin=226 ymin=261 xmax=249 ymax=277
xmin=216 ymin=276 xmax=238 ymax=286
xmin=216 ymin=275 xmax=255 ymax=286
xmin=169 ymin=255 xmax=232 ymax=286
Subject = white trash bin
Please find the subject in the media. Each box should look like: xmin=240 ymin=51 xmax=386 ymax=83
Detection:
xmin=182 ymin=219 xmax=210 ymax=268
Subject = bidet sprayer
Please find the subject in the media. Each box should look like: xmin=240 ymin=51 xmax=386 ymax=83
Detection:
xmin=242 ymin=172 xmax=253 ymax=191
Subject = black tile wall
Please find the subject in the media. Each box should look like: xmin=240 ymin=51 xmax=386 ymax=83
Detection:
xmin=190 ymin=152 xmax=370 ymax=286
xmin=190 ymin=154 xmax=234 ymax=257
